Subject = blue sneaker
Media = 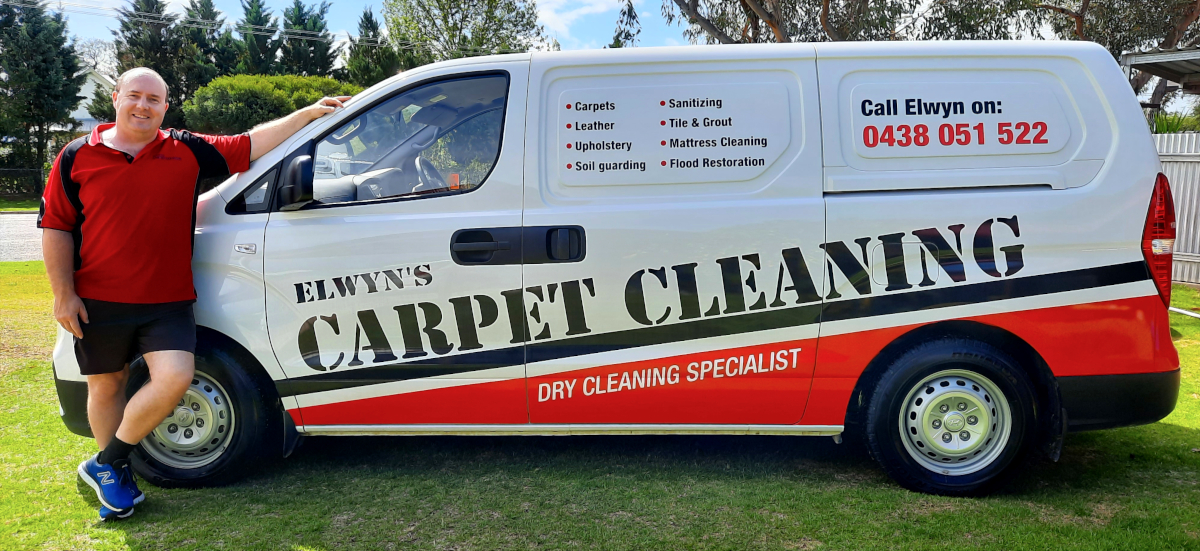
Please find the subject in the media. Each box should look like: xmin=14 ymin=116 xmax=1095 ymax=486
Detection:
xmin=120 ymin=463 xmax=145 ymax=505
xmin=77 ymin=453 xmax=136 ymax=512
xmin=99 ymin=505 xmax=135 ymax=521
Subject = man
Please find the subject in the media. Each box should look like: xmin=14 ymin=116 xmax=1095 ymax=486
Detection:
xmin=38 ymin=67 xmax=348 ymax=520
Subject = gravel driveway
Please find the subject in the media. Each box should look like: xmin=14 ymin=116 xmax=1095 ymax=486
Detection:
xmin=0 ymin=213 xmax=42 ymax=262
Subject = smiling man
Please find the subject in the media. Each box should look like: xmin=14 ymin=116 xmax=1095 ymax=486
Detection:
xmin=37 ymin=67 xmax=348 ymax=520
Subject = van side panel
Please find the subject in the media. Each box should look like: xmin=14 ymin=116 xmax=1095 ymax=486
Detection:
xmin=805 ymin=42 xmax=1177 ymax=429
xmin=803 ymin=295 xmax=1173 ymax=426
xmin=522 ymin=47 xmax=828 ymax=425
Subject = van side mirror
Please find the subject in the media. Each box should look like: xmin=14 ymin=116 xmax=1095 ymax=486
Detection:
xmin=278 ymin=155 xmax=314 ymax=211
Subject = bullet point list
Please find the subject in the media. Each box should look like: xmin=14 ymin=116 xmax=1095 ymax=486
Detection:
xmin=661 ymin=161 xmax=666 ymax=166
xmin=660 ymin=121 xmax=666 ymax=126
xmin=566 ymin=104 xmax=572 ymax=109
xmin=566 ymin=143 xmax=572 ymax=149
xmin=566 ymin=123 xmax=572 ymax=129
xmin=660 ymin=101 xmax=665 ymax=106
xmin=661 ymin=140 xmax=666 ymax=146
xmin=567 ymin=163 xmax=572 ymax=169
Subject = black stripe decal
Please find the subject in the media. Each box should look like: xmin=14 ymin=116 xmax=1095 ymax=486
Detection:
xmin=822 ymin=260 xmax=1149 ymax=323
xmin=275 ymin=347 xmax=525 ymax=396
xmin=276 ymin=261 xmax=1150 ymax=397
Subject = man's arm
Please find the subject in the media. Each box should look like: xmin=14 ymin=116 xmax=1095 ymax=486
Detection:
xmin=43 ymin=229 xmax=87 ymax=338
xmin=247 ymin=96 xmax=351 ymax=161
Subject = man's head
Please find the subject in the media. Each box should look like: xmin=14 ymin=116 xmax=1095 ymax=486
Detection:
xmin=110 ymin=67 xmax=169 ymax=137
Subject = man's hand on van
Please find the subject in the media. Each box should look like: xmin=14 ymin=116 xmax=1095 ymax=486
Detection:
xmin=248 ymin=95 xmax=353 ymax=162
xmin=305 ymin=96 xmax=351 ymax=119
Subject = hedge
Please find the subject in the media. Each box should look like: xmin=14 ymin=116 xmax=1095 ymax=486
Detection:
xmin=183 ymin=75 xmax=363 ymax=134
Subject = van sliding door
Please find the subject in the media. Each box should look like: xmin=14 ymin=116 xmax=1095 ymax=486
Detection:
xmin=518 ymin=50 xmax=827 ymax=425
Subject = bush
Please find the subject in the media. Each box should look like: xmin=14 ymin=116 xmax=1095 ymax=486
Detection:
xmin=184 ymin=75 xmax=363 ymax=134
xmin=1154 ymin=112 xmax=1200 ymax=134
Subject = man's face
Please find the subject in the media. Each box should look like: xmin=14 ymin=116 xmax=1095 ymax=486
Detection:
xmin=111 ymin=74 xmax=168 ymax=135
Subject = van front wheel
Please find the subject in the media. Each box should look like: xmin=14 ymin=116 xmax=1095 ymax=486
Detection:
xmin=126 ymin=346 xmax=275 ymax=488
xmin=865 ymin=338 xmax=1038 ymax=496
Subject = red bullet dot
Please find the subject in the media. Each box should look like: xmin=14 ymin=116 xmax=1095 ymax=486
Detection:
xmin=567 ymin=163 xmax=573 ymax=169
xmin=566 ymin=123 xmax=572 ymax=129
xmin=661 ymin=140 xmax=666 ymax=146
xmin=661 ymin=161 xmax=667 ymax=166
xmin=566 ymin=104 xmax=572 ymax=109
xmin=660 ymin=101 xmax=665 ymax=106
xmin=566 ymin=143 xmax=572 ymax=149
xmin=660 ymin=120 xmax=666 ymax=126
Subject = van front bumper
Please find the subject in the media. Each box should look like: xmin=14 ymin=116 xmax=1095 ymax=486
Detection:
xmin=53 ymin=366 xmax=92 ymax=438
xmin=1059 ymin=369 xmax=1180 ymax=432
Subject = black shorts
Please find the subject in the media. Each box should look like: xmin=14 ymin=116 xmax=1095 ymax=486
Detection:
xmin=74 ymin=298 xmax=197 ymax=376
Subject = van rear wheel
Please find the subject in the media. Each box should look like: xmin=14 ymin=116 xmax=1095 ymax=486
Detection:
xmin=126 ymin=345 xmax=275 ymax=488
xmin=865 ymin=338 xmax=1038 ymax=496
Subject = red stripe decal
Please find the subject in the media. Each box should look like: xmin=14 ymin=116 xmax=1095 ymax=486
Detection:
xmin=528 ymin=339 xmax=815 ymax=424
xmin=297 ymin=378 xmax=528 ymax=426
xmin=296 ymin=297 xmax=1176 ymax=428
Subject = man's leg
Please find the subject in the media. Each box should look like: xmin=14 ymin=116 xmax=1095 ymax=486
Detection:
xmin=86 ymin=366 xmax=128 ymax=450
xmin=113 ymin=350 xmax=194 ymax=445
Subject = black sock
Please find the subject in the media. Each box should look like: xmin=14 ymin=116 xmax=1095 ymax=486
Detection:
xmin=97 ymin=437 xmax=135 ymax=468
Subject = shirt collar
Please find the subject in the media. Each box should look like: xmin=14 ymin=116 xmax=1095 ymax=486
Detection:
xmin=87 ymin=123 xmax=169 ymax=147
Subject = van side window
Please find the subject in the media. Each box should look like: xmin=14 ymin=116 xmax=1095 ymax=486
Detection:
xmin=225 ymin=168 xmax=276 ymax=214
xmin=312 ymin=75 xmax=508 ymax=205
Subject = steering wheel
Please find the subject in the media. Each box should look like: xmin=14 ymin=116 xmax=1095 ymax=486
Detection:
xmin=411 ymin=156 xmax=447 ymax=193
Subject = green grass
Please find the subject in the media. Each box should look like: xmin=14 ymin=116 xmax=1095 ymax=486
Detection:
xmin=1 ymin=261 xmax=1198 ymax=550
xmin=0 ymin=197 xmax=38 ymax=211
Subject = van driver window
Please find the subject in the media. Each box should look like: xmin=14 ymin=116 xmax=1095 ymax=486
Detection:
xmin=311 ymin=75 xmax=508 ymax=204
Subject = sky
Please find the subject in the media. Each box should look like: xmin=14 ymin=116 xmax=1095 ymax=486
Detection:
xmin=56 ymin=0 xmax=693 ymax=52
xmin=53 ymin=0 xmax=1199 ymax=113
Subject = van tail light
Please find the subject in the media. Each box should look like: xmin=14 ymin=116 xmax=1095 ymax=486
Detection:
xmin=1142 ymin=173 xmax=1176 ymax=307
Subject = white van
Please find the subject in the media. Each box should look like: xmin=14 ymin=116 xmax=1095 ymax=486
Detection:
xmin=51 ymin=41 xmax=1181 ymax=496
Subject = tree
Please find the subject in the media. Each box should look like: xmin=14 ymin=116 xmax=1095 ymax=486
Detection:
xmin=661 ymin=0 xmax=1200 ymax=104
xmin=344 ymin=8 xmax=403 ymax=87
xmin=663 ymin=0 xmax=919 ymax=44
xmin=111 ymin=0 xmax=215 ymax=128
xmin=278 ymin=0 xmax=338 ymax=76
xmin=607 ymin=0 xmax=641 ymax=47
xmin=236 ymin=0 xmax=280 ymax=75
xmin=85 ymin=86 xmax=116 ymax=123
xmin=382 ymin=0 xmax=544 ymax=60
xmin=1024 ymin=0 xmax=1200 ymax=105
xmin=185 ymin=0 xmax=243 ymax=77
xmin=0 ymin=1 xmax=86 ymax=177
xmin=74 ymin=37 xmax=118 ymax=77
xmin=183 ymin=74 xmax=360 ymax=133
xmin=909 ymin=0 xmax=1200 ymax=111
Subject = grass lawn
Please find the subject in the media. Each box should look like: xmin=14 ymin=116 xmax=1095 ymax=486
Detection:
xmin=1 ymin=260 xmax=1198 ymax=550
xmin=0 ymin=197 xmax=38 ymax=212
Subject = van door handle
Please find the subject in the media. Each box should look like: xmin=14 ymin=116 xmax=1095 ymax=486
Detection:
xmin=524 ymin=225 xmax=585 ymax=264
xmin=450 ymin=228 xmax=523 ymax=265
xmin=451 ymin=241 xmax=510 ymax=252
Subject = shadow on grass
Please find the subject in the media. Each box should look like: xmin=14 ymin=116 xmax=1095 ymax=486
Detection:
xmin=86 ymin=422 xmax=1200 ymax=550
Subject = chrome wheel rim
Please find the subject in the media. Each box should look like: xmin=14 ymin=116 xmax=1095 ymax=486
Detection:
xmin=141 ymin=371 xmax=235 ymax=469
xmin=898 ymin=369 xmax=1012 ymax=476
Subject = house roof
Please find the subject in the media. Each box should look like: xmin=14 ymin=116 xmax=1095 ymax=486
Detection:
xmin=80 ymin=69 xmax=115 ymax=89
xmin=1120 ymin=46 xmax=1200 ymax=93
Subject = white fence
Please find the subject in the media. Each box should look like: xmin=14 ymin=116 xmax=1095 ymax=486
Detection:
xmin=1155 ymin=134 xmax=1200 ymax=283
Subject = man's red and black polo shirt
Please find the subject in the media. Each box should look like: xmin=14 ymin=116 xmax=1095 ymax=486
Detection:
xmin=38 ymin=123 xmax=251 ymax=304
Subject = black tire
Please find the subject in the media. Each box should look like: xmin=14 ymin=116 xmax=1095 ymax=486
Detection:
xmin=125 ymin=344 xmax=277 ymax=488
xmin=865 ymin=338 xmax=1039 ymax=496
